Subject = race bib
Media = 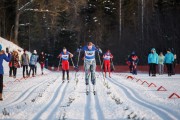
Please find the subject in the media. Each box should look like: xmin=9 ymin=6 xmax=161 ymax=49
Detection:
xmin=62 ymin=55 xmax=69 ymax=59
xmin=85 ymin=51 xmax=95 ymax=57
xmin=104 ymin=55 xmax=111 ymax=59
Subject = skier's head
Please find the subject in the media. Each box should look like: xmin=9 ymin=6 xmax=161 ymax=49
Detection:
xmin=0 ymin=44 xmax=2 ymax=51
xmin=107 ymin=49 xmax=110 ymax=53
xmin=87 ymin=42 xmax=93 ymax=50
xmin=131 ymin=51 xmax=135 ymax=55
xmin=63 ymin=47 xmax=67 ymax=53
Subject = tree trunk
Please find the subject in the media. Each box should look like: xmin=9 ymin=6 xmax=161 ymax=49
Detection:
xmin=14 ymin=0 xmax=20 ymax=44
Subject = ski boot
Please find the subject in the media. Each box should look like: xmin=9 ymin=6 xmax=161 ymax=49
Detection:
xmin=93 ymin=85 xmax=96 ymax=95
xmin=86 ymin=85 xmax=89 ymax=95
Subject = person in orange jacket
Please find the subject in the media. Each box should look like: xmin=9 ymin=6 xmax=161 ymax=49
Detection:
xmin=103 ymin=50 xmax=113 ymax=78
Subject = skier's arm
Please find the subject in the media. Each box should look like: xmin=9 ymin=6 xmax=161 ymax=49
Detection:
xmin=95 ymin=46 xmax=102 ymax=54
xmin=57 ymin=53 xmax=62 ymax=58
xmin=69 ymin=52 xmax=74 ymax=58
xmin=110 ymin=54 xmax=114 ymax=59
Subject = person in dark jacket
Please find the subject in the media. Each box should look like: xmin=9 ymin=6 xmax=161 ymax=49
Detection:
xmin=0 ymin=44 xmax=11 ymax=101
xmin=39 ymin=51 xmax=46 ymax=75
xmin=21 ymin=49 xmax=29 ymax=78
xmin=128 ymin=52 xmax=139 ymax=75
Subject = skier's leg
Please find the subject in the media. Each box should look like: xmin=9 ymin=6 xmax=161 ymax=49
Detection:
xmin=67 ymin=70 xmax=69 ymax=80
xmin=62 ymin=70 xmax=65 ymax=81
xmin=84 ymin=60 xmax=91 ymax=91
xmin=107 ymin=61 xmax=111 ymax=77
xmin=91 ymin=60 xmax=96 ymax=91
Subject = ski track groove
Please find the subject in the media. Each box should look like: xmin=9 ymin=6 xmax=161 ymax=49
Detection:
xmin=47 ymin=82 xmax=69 ymax=120
xmin=84 ymin=87 xmax=91 ymax=120
xmin=3 ymin=75 xmax=59 ymax=107
xmin=94 ymin=92 xmax=105 ymax=120
xmin=32 ymin=82 xmax=64 ymax=120
xmin=108 ymin=77 xmax=179 ymax=120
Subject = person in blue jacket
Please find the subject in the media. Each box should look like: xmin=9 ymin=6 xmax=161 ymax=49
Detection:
xmin=29 ymin=50 xmax=38 ymax=77
xmin=0 ymin=44 xmax=11 ymax=101
xmin=164 ymin=48 xmax=174 ymax=76
xmin=78 ymin=42 xmax=102 ymax=95
xmin=148 ymin=48 xmax=158 ymax=76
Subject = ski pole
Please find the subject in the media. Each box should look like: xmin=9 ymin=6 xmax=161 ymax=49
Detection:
xmin=70 ymin=57 xmax=75 ymax=68
xmin=58 ymin=58 xmax=61 ymax=71
xmin=76 ymin=50 xmax=81 ymax=67
xmin=98 ymin=52 xmax=106 ymax=82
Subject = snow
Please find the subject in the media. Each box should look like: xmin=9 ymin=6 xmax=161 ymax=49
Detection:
xmin=0 ymin=37 xmax=180 ymax=120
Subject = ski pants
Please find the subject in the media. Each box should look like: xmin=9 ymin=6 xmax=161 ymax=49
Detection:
xmin=84 ymin=59 xmax=96 ymax=85
xmin=104 ymin=60 xmax=111 ymax=75
xmin=62 ymin=60 xmax=69 ymax=71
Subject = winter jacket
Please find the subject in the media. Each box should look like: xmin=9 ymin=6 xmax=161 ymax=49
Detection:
xmin=164 ymin=52 xmax=174 ymax=64
xmin=29 ymin=53 xmax=38 ymax=65
xmin=39 ymin=54 xmax=45 ymax=63
xmin=21 ymin=53 xmax=29 ymax=65
xmin=81 ymin=45 xmax=102 ymax=60
xmin=148 ymin=50 xmax=158 ymax=64
xmin=158 ymin=55 xmax=164 ymax=65
xmin=9 ymin=54 xmax=20 ymax=68
xmin=0 ymin=50 xmax=11 ymax=74
xmin=129 ymin=55 xmax=139 ymax=65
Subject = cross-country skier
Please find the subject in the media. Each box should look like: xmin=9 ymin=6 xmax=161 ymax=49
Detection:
xmin=103 ymin=50 xmax=113 ymax=78
xmin=0 ymin=44 xmax=11 ymax=101
xmin=57 ymin=47 xmax=73 ymax=82
xmin=148 ymin=48 xmax=158 ymax=76
xmin=78 ymin=42 xmax=102 ymax=95
xmin=128 ymin=51 xmax=139 ymax=75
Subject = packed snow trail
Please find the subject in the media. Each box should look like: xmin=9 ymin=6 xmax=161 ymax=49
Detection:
xmin=1 ymin=72 xmax=180 ymax=120
xmin=107 ymin=77 xmax=179 ymax=120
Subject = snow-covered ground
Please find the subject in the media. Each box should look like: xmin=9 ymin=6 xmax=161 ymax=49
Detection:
xmin=0 ymin=37 xmax=180 ymax=120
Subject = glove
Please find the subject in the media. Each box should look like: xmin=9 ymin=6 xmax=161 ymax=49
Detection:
xmin=98 ymin=48 xmax=102 ymax=54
